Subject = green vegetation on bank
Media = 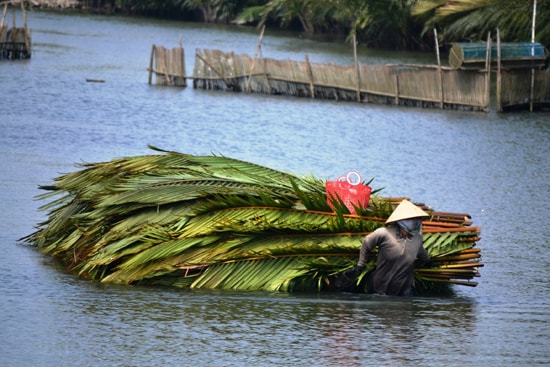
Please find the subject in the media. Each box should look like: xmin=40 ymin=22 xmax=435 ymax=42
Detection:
xmin=71 ymin=0 xmax=549 ymax=50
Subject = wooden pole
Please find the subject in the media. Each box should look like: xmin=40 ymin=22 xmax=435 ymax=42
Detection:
xmin=394 ymin=73 xmax=399 ymax=105
xmin=496 ymin=29 xmax=502 ymax=112
xmin=484 ymin=32 xmax=492 ymax=112
xmin=246 ymin=25 xmax=265 ymax=93
xmin=530 ymin=0 xmax=537 ymax=112
xmin=22 ymin=1 xmax=30 ymax=56
xmin=179 ymin=34 xmax=186 ymax=87
xmin=263 ymin=56 xmax=271 ymax=94
xmin=148 ymin=44 xmax=155 ymax=85
xmin=0 ymin=4 xmax=7 ymax=46
xmin=434 ymin=29 xmax=444 ymax=109
xmin=22 ymin=1 xmax=26 ymax=29
xmin=1 ymin=3 xmax=7 ymax=28
xmin=353 ymin=33 xmax=361 ymax=102
xmin=161 ymin=47 xmax=172 ymax=86
xmin=305 ymin=54 xmax=315 ymax=98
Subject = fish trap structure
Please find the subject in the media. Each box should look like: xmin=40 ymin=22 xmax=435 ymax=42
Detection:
xmin=0 ymin=1 xmax=31 ymax=60
xmin=147 ymin=44 xmax=186 ymax=87
xmin=450 ymin=32 xmax=550 ymax=111
xmin=449 ymin=42 xmax=546 ymax=70
xmin=149 ymin=29 xmax=548 ymax=112
xmin=192 ymin=49 xmax=491 ymax=112
xmin=499 ymin=68 xmax=550 ymax=111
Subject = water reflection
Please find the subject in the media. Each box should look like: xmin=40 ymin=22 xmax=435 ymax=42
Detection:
xmin=46 ymin=285 xmax=478 ymax=366
xmin=314 ymin=296 xmax=478 ymax=365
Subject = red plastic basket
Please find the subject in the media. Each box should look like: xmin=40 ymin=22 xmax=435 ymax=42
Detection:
xmin=325 ymin=171 xmax=372 ymax=214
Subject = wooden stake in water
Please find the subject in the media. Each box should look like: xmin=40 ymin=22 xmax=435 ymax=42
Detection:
xmin=434 ymin=29 xmax=444 ymax=109
xmin=353 ymin=34 xmax=361 ymax=103
xmin=530 ymin=0 xmax=537 ymax=112
xmin=497 ymin=29 xmax=502 ymax=113
xmin=484 ymin=32 xmax=491 ymax=112
xmin=246 ymin=25 xmax=265 ymax=93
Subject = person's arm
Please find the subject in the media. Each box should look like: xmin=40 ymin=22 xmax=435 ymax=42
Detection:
xmin=358 ymin=229 xmax=381 ymax=267
xmin=344 ymin=229 xmax=382 ymax=278
xmin=417 ymin=243 xmax=435 ymax=267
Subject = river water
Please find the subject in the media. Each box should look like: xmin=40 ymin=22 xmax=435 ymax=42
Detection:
xmin=1 ymin=9 xmax=549 ymax=367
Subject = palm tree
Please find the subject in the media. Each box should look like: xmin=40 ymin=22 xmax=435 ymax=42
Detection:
xmin=355 ymin=0 xmax=426 ymax=49
xmin=178 ymin=0 xmax=254 ymax=23
xmin=235 ymin=0 xmax=334 ymax=35
xmin=413 ymin=0 xmax=549 ymax=45
xmin=236 ymin=0 xmax=427 ymax=49
xmin=23 ymin=146 xmax=482 ymax=294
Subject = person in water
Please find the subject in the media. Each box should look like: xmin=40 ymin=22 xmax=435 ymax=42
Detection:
xmin=349 ymin=199 xmax=434 ymax=296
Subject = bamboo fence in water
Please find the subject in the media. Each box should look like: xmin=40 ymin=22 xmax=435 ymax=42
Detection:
xmin=148 ymin=44 xmax=186 ymax=87
xmin=498 ymin=67 xmax=550 ymax=111
xmin=192 ymin=49 xmax=490 ymax=112
xmin=0 ymin=2 xmax=31 ymax=60
xmin=148 ymin=29 xmax=548 ymax=112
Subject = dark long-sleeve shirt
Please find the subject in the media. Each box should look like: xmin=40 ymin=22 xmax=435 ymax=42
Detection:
xmin=358 ymin=226 xmax=430 ymax=296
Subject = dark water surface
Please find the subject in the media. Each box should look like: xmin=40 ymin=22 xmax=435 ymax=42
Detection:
xmin=1 ymin=10 xmax=549 ymax=367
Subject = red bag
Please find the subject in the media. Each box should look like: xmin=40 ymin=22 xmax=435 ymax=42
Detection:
xmin=325 ymin=171 xmax=372 ymax=214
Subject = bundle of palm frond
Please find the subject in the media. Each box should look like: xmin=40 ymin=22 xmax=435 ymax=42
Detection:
xmin=23 ymin=146 xmax=482 ymax=294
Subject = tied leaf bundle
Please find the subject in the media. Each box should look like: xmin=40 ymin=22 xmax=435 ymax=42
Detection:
xmin=23 ymin=146 xmax=482 ymax=294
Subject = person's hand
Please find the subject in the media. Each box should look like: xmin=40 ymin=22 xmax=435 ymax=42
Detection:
xmin=424 ymin=259 xmax=437 ymax=268
xmin=344 ymin=265 xmax=365 ymax=278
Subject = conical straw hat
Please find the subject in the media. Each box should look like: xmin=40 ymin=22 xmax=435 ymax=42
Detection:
xmin=385 ymin=200 xmax=429 ymax=224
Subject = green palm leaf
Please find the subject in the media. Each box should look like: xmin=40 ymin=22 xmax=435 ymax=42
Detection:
xmin=413 ymin=0 xmax=544 ymax=43
xmin=23 ymin=147 xmax=483 ymax=294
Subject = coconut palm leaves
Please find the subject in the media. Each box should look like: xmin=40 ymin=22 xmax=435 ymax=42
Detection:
xmin=236 ymin=0 xmax=426 ymax=48
xmin=413 ymin=0 xmax=547 ymax=44
xmin=23 ymin=147 xmax=482 ymax=294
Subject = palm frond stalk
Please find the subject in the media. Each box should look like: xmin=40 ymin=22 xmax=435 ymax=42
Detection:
xmin=23 ymin=146 xmax=482 ymax=294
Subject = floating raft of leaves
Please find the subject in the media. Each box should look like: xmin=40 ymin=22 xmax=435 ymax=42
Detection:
xmin=23 ymin=147 xmax=482 ymax=294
